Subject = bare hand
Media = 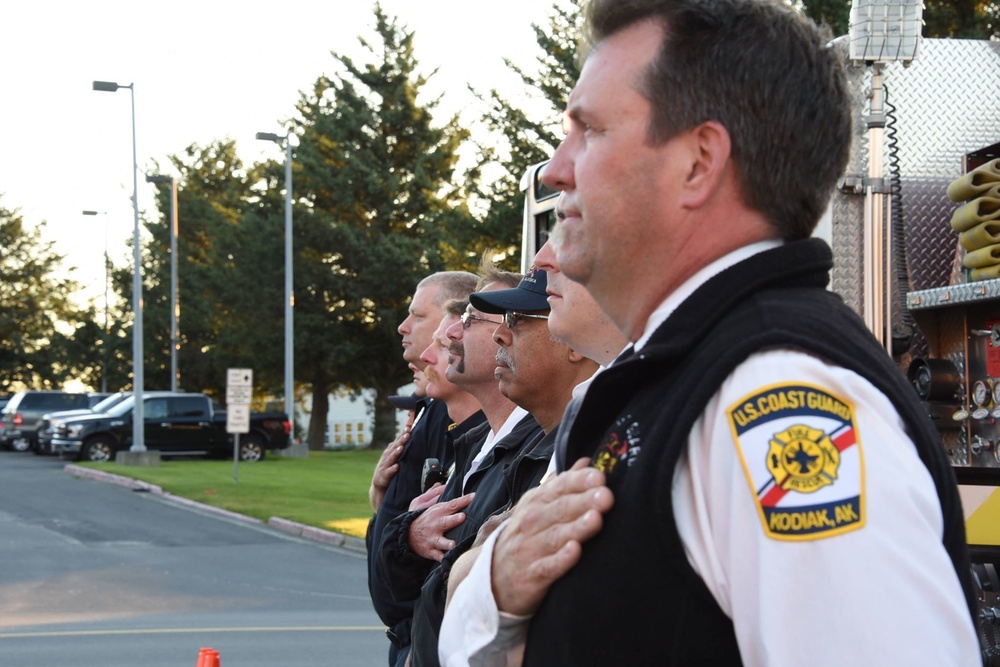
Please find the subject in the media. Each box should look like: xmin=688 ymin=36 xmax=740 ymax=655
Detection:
xmin=368 ymin=427 xmax=410 ymax=511
xmin=409 ymin=482 xmax=446 ymax=512
xmin=491 ymin=458 xmax=613 ymax=616
xmin=409 ymin=492 xmax=476 ymax=562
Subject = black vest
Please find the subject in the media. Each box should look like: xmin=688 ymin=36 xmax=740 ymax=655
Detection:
xmin=525 ymin=239 xmax=973 ymax=666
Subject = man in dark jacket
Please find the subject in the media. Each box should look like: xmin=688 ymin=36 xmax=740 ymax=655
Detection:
xmin=366 ymin=270 xmax=476 ymax=667
xmin=374 ymin=264 xmax=538 ymax=666
xmin=380 ymin=257 xmax=602 ymax=666
xmin=410 ymin=236 xmax=627 ymax=667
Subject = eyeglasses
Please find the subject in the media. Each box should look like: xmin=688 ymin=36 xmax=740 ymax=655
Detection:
xmin=504 ymin=310 xmax=550 ymax=330
xmin=461 ymin=311 xmax=502 ymax=330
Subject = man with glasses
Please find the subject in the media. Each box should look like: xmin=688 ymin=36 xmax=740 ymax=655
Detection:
xmin=381 ymin=302 xmax=493 ymax=595
xmin=403 ymin=262 xmax=603 ymax=667
xmin=438 ymin=223 xmax=631 ymax=666
xmin=367 ymin=270 xmax=478 ymax=667
xmin=374 ymin=262 xmax=543 ymax=667
xmin=418 ymin=302 xmax=485 ymax=446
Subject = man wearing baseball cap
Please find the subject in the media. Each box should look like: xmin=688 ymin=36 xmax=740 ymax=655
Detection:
xmin=405 ymin=263 xmax=600 ymax=667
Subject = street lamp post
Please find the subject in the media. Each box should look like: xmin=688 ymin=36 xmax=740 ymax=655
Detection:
xmin=146 ymin=174 xmax=180 ymax=392
xmin=93 ymin=79 xmax=144 ymax=451
xmin=82 ymin=210 xmax=109 ymax=393
xmin=256 ymin=131 xmax=294 ymax=438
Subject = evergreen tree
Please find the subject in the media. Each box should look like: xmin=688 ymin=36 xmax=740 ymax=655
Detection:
xmin=145 ymin=140 xmax=276 ymax=401
xmin=283 ymin=4 xmax=470 ymax=448
xmin=0 ymin=201 xmax=96 ymax=391
xmin=465 ymin=0 xmax=583 ymax=270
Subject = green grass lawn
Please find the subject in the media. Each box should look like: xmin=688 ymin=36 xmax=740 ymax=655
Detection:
xmin=76 ymin=449 xmax=381 ymax=538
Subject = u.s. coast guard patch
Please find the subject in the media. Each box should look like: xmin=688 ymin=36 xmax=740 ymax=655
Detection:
xmin=727 ymin=383 xmax=865 ymax=541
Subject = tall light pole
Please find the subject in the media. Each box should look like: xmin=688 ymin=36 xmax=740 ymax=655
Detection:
xmin=82 ymin=210 xmax=109 ymax=393
xmin=256 ymin=131 xmax=294 ymax=438
xmin=146 ymin=174 xmax=180 ymax=392
xmin=93 ymin=79 xmax=144 ymax=451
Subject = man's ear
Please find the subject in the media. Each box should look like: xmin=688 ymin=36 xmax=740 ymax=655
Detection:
xmin=678 ymin=120 xmax=732 ymax=209
xmin=568 ymin=348 xmax=586 ymax=363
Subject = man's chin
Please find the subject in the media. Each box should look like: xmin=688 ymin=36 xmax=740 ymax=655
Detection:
xmin=497 ymin=380 xmax=516 ymax=404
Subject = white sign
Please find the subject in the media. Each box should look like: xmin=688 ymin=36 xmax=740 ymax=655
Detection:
xmin=226 ymin=367 xmax=253 ymax=407
xmin=227 ymin=368 xmax=253 ymax=388
xmin=226 ymin=385 xmax=252 ymax=405
xmin=226 ymin=404 xmax=250 ymax=434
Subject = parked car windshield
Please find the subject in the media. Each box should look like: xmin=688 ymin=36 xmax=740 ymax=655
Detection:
xmin=106 ymin=397 xmax=136 ymax=417
xmin=92 ymin=393 xmax=129 ymax=413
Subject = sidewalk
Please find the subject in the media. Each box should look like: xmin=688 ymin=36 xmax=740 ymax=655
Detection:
xmin=64 ymin=463 xmax=368 ymax=553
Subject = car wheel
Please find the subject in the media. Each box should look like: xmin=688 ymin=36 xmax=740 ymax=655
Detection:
xmin=81 ymin=436 xmax=115 ymax=463
xmin=239 ymin=434 xmax=266 ymax=462
xmin=10 ymin=436 xmax=30 ymax=452
xmin=32 ymin=441 xmax=49 ymax=456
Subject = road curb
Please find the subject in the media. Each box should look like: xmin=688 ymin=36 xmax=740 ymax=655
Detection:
xmin=64 ymin=463 xmax=367 ymax=553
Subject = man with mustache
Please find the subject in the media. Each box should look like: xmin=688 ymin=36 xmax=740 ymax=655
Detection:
xmin=367 ymin=270 xmax=478 ymax=667
xmin=418 ymin=303 xmax=484 ymax=439
xmin=374 ymin=262 xmax=543 ymax=667
xmin=403 ymin=255 xmax=616 ymax=667
xmin=437 ymin=206 xmax=631 ymax=664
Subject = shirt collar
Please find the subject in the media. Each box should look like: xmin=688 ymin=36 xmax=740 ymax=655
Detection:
xmin=635 ymin=240 xmax=783 ymax=351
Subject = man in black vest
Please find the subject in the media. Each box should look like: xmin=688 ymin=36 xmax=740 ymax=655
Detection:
xmin=438 ymin=1 xmax=980 ymax=665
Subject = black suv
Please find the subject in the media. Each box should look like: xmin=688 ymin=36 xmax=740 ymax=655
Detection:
xmin=0 ymin=391 xmax=91 ymax=452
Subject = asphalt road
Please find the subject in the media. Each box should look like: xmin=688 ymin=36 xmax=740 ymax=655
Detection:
xmin=0 ymin=452 xmax=387 ymax=667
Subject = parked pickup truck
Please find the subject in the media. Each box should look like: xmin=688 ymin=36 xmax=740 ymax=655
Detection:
xmin=35 ymin=392 xmax=132 ymax=455
xmin=51 ymin=391 xmax=291 ymax=462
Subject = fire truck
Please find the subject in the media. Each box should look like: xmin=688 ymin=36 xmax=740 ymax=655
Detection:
xmin=518 ymin=13 xmax=1000 ymax=663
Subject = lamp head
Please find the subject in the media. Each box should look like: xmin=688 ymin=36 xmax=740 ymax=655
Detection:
xmin=848 ymin=0 xmax=924 ymax=64
xmin=93 ymin=80 xmax=120 ymax=92
xmin=256 ymin=131 xmax=282 ymax=143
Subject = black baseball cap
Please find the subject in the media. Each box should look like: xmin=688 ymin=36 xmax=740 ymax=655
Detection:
xmin=469 ymin=266 xmax=549 ymax=314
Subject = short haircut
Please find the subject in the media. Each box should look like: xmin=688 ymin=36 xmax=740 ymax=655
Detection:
xmin=475 ymin=251 xmax=521 ymax=292
xmin=582 ymin=0 xmax=852 ymax=240
xmin=418 ymin=271 xmax=479 ymax=306
xmin=443 ymin=298 xmax=469 ymax=317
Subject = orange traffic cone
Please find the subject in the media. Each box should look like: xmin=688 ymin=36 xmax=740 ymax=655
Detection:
xmin=196 ymin=647 xmax=220 ymax=667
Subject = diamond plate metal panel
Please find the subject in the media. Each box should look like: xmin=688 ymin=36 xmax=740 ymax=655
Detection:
xmin=830 ymin=38 xmax=1000 ymax=307
xmin=830 ymin=40 xmax=869 ymax=314
xmin=830 ymin=39 xmax=1000 ymax=474
xmin=909 ymin=279 xmax=1000 ymax=310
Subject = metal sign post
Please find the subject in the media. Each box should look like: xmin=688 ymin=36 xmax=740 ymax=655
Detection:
xmin=226 ymin=368 xmax=253 ymax=483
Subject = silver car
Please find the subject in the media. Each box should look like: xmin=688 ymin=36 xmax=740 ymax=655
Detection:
xmin=0 ymin=391 xmax=91 ymax=452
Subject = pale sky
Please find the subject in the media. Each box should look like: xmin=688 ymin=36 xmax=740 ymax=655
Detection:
xmin=0 ymin=0 xmax=557 ymax=307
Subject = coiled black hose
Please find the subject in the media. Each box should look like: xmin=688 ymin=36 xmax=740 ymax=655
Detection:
xmin=884 ymin=85 xmax=915 ymax=358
